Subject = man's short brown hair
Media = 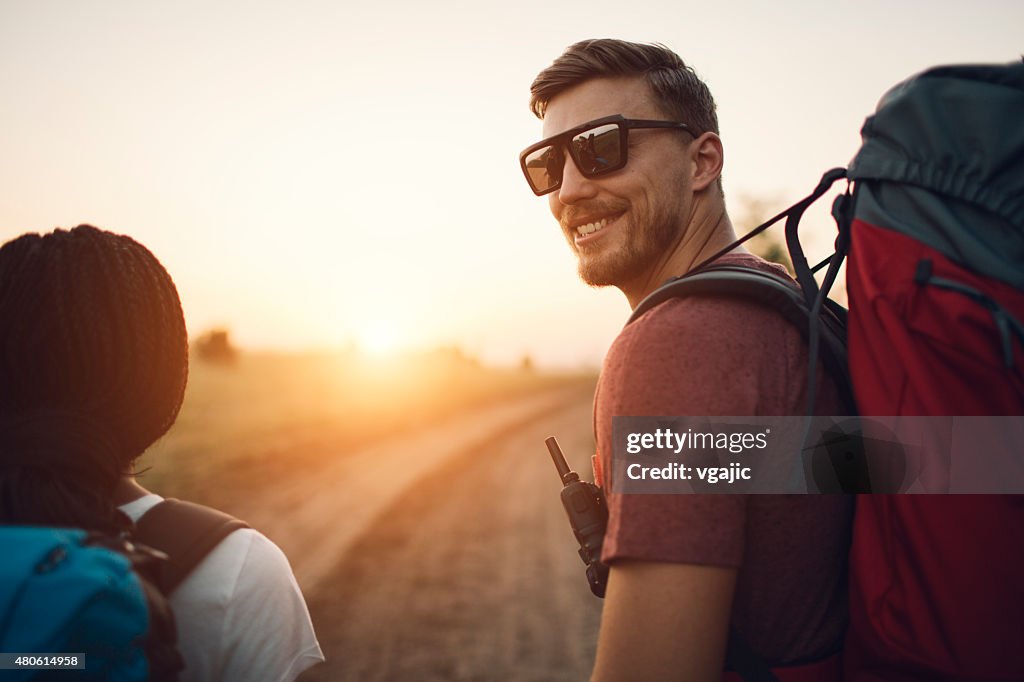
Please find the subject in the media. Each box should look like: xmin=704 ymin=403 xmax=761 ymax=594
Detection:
xmin=529 ymin=38 xmax=719 ymax=138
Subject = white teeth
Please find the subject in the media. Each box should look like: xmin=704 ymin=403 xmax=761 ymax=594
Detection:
xmin=577 ymin=218 xmax=609 ymax=236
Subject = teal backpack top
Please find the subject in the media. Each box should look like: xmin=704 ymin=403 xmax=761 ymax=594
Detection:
xmin=1 ymin=500 xmax=248 ymax=681
xmin=0 ymin=527 xmax=166 ymax=681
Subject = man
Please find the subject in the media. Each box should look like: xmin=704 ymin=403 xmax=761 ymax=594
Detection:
xmin=521 ymin=40 xmax=850 ymax=681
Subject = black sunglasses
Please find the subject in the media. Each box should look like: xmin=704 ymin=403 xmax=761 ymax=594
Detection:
xmin=519 ymin=115 xmax=694 ymax=196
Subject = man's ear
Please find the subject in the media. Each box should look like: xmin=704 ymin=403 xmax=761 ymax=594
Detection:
xmin=690 ymin=132 xmax=724 ymax=192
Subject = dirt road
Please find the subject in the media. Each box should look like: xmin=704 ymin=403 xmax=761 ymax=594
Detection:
xmin=297 ymin=385 xmax=603 ymax=681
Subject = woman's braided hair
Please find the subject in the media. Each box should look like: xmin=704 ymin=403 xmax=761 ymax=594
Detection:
xmin=0 ymin=224 xmax=188 ymax=532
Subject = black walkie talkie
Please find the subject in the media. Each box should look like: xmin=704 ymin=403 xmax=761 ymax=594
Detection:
xmin=546 ymin=436 xmax=610 ymax=598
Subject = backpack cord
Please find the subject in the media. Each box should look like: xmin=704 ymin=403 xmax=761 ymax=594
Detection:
xmin=693 ymin=168 xmax=848 ymax=280
xmin=790 ymin=178 xmax=854 ymax=494
xmin=784 ymin=169 xmax=848 ymax=307
xmin=803 ymin=188 xmax=854 ymax=415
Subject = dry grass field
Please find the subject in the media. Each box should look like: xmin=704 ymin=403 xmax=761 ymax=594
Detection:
xmin=137 ymin=348 xmax=593 ymax=506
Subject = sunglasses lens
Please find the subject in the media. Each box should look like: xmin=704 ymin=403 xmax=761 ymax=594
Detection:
xmin=521 ymin=121 xmax=625 ymax=195
xmin=523 ymin=145 xmax=565 ymax=195
xmin=570 ymin=123 xmax=623 ymax=176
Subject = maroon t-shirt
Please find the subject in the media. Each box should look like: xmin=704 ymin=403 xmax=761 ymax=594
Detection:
xmin=595 ymin=253 xmax=851 ymax=664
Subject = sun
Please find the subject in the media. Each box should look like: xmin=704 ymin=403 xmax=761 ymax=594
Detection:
xmin=356 ymin=321 xmax=402 ymax=357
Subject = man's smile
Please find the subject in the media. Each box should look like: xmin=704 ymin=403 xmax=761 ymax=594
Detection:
xmin=577 ymin=217 xmax=610 ymax=236
xmin=564 ymin=210 xmax=627 ymax=246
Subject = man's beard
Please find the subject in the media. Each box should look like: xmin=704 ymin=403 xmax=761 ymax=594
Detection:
xmin=575 ymin=205 xmax=679 ymax=288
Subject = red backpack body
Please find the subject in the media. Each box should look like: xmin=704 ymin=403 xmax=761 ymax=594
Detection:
xmin=841 ymin=63 xmax=1024 ymax=681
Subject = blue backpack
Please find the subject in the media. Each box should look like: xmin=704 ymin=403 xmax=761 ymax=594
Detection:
xmin=0 ymin=500 xmax=247 ymax=681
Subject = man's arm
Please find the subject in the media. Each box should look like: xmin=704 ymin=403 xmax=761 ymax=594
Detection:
xmin=591 ymin=560 xmax=737 ymax=682
xmin=591 ymin=295 xmax=788 ymax=680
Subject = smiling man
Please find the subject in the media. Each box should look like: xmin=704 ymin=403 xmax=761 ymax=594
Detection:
xmin=522 ymin=40 xmax=852 ymax=681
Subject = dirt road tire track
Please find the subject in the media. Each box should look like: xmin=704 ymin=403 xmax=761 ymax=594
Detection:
xmin=301 ymin=392 xmax=603 ymax=681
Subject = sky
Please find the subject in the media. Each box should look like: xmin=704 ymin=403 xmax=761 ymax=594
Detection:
xmin=1 ymin=0 xmax=1021 ymax=368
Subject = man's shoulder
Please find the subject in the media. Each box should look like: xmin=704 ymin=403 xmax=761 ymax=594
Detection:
xmin=605 ymin=293 xmax=784 ymax=389
xmin=626 ymin=288 xmax=757 ymax=335
xmin=598 ymin=254 xmax=807 ymax=415
xmin=613 ymin=256 xmax=799 ymax=360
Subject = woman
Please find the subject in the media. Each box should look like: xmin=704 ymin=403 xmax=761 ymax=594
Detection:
xmin=0 ymin=225 xmax=323 ymax=682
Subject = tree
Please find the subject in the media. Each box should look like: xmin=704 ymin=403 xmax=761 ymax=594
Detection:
xmin=194 ymin=328 xmax=238 ymax=364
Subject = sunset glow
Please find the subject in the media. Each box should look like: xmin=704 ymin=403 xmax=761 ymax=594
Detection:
xmin=2 ymin=0 xmax=1020 ymax=367
xmin=356 ymin=321 xmax=404 ymax=358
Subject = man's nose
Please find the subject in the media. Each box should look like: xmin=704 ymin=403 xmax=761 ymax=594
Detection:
xmin=556 ymin=154 xmax=598 ymax=205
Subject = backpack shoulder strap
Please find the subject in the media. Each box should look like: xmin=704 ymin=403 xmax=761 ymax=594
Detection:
xmin=133 ymin=498 xmax=250 ymax=594
xmin=628 ymin=264 xmax=857 ymax=415
xmin=629 ymin=265 xmax=805 ymax=324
